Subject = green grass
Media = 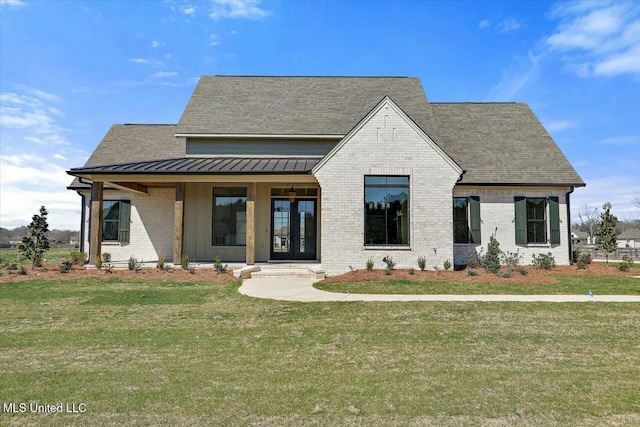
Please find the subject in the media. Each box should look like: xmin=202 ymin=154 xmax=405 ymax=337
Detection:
xmin=593 ymin=260 xmax=640 ymax=269
xmin=0 ymin=247 xmax=74 ymax=265
xmin=1 ymin=278 xmax=639 ymax=426
xmin=315 ymin=275 xmax=640 ymax=295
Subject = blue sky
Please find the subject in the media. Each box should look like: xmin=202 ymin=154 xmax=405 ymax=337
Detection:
xmin=1 ymin=0 xmax=639 ymax=230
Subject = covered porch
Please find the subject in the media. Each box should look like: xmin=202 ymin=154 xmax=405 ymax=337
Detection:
xmin=67 ymin=157 xmax=321 ymax=266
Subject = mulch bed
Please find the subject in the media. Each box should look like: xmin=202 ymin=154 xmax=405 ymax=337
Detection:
xmin=0 ymin=263 xmax=240 ymax=283
xmin=318 ymin=263 xmax=637 ymax=286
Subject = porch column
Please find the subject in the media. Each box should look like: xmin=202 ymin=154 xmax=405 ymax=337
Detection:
xmin=246 ymin=182 xmax=256 ymax=265
xmin=173 ymin=183 xmax=185 ymax=264
xmin=89 ymin=181 xmax=103 ymax=265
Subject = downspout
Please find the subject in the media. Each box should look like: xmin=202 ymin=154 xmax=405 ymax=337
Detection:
xmin=75 ymin=190 xmax=86 ymax=253
xmin=79 ymin=177 xmax=91 ymax=256
xmin=566 ymin=186 xmax=575 ymax=264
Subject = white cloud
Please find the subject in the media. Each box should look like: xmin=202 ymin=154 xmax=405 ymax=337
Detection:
xmin=182 ymin=5 xmax=195 ymax=16
xmin=151 ymin=40 xmax=165 ymax=48
xmin=544 ymin=120 xmax=581 ymax=132
xmin=571 ymin=174 xmax=640 ymax=220
xmin=151 ymin=71 xmax=178 ymax=78
xmin=497 ymin=17 xmax=523 ymax=33
xmin=478 ymin=19 xmax=490 ymax=29
xmin=546 ymin=1 xmax=640 ymax=77
xmin=0 ymin=91 xmax=70 ymax=144
xmin=209 ymin=0 xmax=269 ymax=20
xmin=0 ymin=0 xmax=26 ymax=7
xmin=129 ymin=58 xmax=150 ymax=64
xmin=53 ymin=153 xmax=66 ymax=160
xmin=210 ymin=34 xmax=220 ymax=46
xmin=486 ymin=51 xmax=542 ymax=100
xmin=0 ymin=154 xmax=81 ymax=229
xmin=596 ymin=134 xmax=640 ymax=145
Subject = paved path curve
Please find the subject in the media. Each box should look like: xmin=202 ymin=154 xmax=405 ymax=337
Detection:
xmin=239 ymin=277 xmax=640 ymax=303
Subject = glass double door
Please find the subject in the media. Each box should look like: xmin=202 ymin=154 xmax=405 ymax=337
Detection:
xmin=271 ymin=199 xmax=317 ymax=260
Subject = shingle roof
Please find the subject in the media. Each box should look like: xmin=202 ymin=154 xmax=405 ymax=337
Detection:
xmin=431 ymin=103 xmax=585 ymax=186
xmin=68 ymin=124 xmax=183 ymax=188
xmin=618 ymin=228 xmax=640 ymax=239
xmin=175 ymin=76 xmax=437 ymax=136
xmin=69 ymin=157 xmax=320 ymax=175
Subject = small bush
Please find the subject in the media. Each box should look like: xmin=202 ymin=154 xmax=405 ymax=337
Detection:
xmin=59 ymin=259 xmax=72 ymax=274
xmin=443 ymin=259 xmax=452 ymax=272
xmin=18 ymin=266 xmax=27 ymax=275
xmin=101 ymin=253 xmax=113 ymax=273
xmin=408 ymin=267 xmax=415 ymax=275
xmin=181 ymin=255 xmax=190 ymax=270
xmin=188 ymin=266 xmax=195 ymax=274
xmin=576 ymin=252 xmax=592 ymax=270
xmin=619 ymin=255 xmax=634 ymax=272
xmin=214 ymin=256 xmax=227 ymax=274
xmin=482 ymin=235 xmax=502 ymax=274
xmin=366 ymin=258 xmax=374 ymax=271
xmin=95 ymin=259 xmax=103 ymax=269
xmin=6 ymin=261 xmax=18 ymax=271
xmin=69 ymin=250 xmax=85 ymax=265
xmin=517 ymin=267 xmax=528 ymax=276
xmin=383 ymin=256 xmax=396 ymax=273
xmin=348 ymin=266 xmax=357 ymax=274
xmin=384 ymin=269 xmax=391 ymax=276
xmin=467 ymin=268 xmax=478 ymax=276
xmin=157 ymin=257 xmax=171 ymax=271
xmin=417 ymin=256 xmax=426 ymax=271
xmin=128 ymin=256 xmax=142 ymax=272
xmin=501 ymin=250 xmax=523 ymax=269
xmin=466 ymin=251 xmax=481 ymax=269
xmin=531 ymin=252 xmax=556 ymax=270
xmin=500 ymin=271 xmax=512 ymax=278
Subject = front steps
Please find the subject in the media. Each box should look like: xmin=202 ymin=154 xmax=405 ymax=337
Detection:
xmin=234 ymin=263 xmax=325 ymax=280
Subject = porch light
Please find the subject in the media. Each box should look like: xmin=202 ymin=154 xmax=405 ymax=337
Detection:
xmin=288 ymin=186 xmax=296 ymax=203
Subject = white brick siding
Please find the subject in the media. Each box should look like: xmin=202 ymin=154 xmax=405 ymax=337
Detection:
xmin=453 ymin=186 xmax=572 ymax=266
xmin=314 ymin=100 xmax=461 ymax=276
xmin=82 ymin=188 xmax=174 ymax=262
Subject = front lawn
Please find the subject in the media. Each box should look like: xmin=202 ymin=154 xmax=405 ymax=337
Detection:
xmin=1 ymin=278 xmax=639 ymax=425
xmin=315 ymin=275 xmax=640 ymax=295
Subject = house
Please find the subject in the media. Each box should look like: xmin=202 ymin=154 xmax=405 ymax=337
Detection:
xmin=571 ymin=228 xmax=590 ymax=245
xmin=67 ymin=76 xmax=585 ymax=275
xmin=617 ymin=228 xmax=640 ymax=248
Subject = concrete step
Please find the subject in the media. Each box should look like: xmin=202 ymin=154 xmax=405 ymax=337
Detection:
xmin=250 ymin=268 xmax=316 ymax=279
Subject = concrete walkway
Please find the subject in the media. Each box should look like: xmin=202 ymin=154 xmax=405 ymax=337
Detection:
xmin=239 ymin=277 xmax=640 ymax=303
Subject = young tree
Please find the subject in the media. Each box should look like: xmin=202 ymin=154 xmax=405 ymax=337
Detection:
xmin=19 ymin=206 xmax=50 ymax=269
xmin=578 ymin=204 xmax=600 ymax=244
xmin=596 ymin=202 xmax=617 ymax=265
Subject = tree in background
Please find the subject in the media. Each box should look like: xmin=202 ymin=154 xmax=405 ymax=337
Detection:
xmin=596 ymin=202 xmax=617 ymax=265
xmin=19 ymin=206 xmax=50 ymax=269
xmin=577 ymin=204 xmax=600 ymax=244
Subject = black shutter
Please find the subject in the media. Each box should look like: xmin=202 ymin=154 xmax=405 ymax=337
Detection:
xmin=514 ymin=197 xmax=527 ymax=245
xmin=469 ymin=196 xmax=481 ymax=244
xmin=549 ymin=197 xmax=560 ymax=244
xmin=118 ymin=201 xmax=131 ymax=243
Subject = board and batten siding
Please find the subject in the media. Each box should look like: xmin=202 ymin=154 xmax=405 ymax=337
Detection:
xmin=186 ymin=139 xmax=338 ymax=157
xmin=183 ymin=183 xmax=246 ymax=262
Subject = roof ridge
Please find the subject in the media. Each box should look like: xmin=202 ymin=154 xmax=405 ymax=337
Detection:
xmin=121 ymin=123 xmax=177 ymax=126
xmin=206 ymin=75 xmax=415 ymax=79
xmin=431 ymin=102 xmax=522 ymax=105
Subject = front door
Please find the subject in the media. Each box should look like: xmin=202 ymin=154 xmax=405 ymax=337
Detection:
xmin=271 ymin=199 xmax=317 ymax=260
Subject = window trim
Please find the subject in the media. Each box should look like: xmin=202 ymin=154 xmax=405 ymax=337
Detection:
xmin=526 ymin=197 xmax=547 ymax=244
xmin=364 ymin=175 xmax=410 ymax=247
xmin=101 ymin=200 xmax=130 ymax=243
xmin=453 ymin=197 xmax=470 ymax=244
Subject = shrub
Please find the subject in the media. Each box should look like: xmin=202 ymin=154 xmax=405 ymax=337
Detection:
xmin=481 ymin=235 xmax=502 ymax=274
xmin=517 ymin=267 xmax=528 ymax=276
xmin=101 ymin=253 xmax=113 ymax=273
xmin=407 ymin=267 xmax=415 ymax=275
xmin=443 ymin=259 xmax=452 ymax=272
xmin=59 ymin=259 xmax=72 ymax=274
xmin=467 ymin=268 xmax=478 ymax=276
xmin=19 ymin=206 xmax=50 ymax=269
xmin=619 ymin=255 xmax=634 ymax=272
xmin=466 ymin=251 xmax=481 ymax=269
xmin=214 ymin=256 xmax=227 ymax=274
xmin=157 ymin=257 xmax=171 ymax=270
xmin=417 ymin=256 xmax=426 ymax=271
xmin=384 ymin=269 xmax=391 ymax=276
xmin=576 ymin=252 xmax=592 ymax=270
xmin=188 ymin=266 xmax=195 ymax=274
xmin=531 ymin=252 xmax=556 ymax=270
xmin=500 ymin=271 xmax=512 ymax=278
xmin=501 ymin=250 xmax=523 ymax=270
xmin=383 ymin=256 xmax=395 ymax=274
xmin=6 ymin=261 xmax=18 ymax=271
xmin=18 ymin=266 xmax=27 ymax=275
xmin=69 ymin=250 xmax=85 ymax=265
xmin=348 ymin=266 xmax=357 ymax=274
xmin=366 ymin=258 xmax=374 ymax=271
xmin=181 ymin=255 xmax=190 ymax=270
xmin=128 ymin=256 xmax=142 ymax=272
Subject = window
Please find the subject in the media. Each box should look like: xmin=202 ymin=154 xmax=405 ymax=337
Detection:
xmin=453 ymin=196 xmax=481 ymax=244
xmin=364 ymin=176 xmax=409 ymax=245
xmin=102 ymin=200 xmax=130 ymax=243
xmin=212 ymin=187 xmax=247 ymax=246
xmin=514 ymin=197 xmax=560 ymax=245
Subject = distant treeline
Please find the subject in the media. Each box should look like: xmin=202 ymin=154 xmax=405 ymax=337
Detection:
xmin=0 ymin=227 xmax=80 ymax=245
